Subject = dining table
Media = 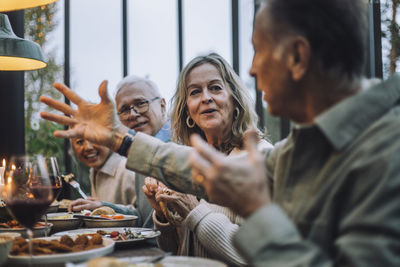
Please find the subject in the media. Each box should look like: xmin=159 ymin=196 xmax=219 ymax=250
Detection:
xmin=5 ymin=239 xmax=165 ymax=267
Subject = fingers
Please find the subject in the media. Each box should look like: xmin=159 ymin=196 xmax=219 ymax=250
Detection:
xmin=98 ymin=80 xmax=112 ymax=105
xmin=40 ymin=96 xmax=76 ymax=116
xmin=144 ymin=177 xmax=158 ymax=193
xmin=188 ymin=149 xmax=212 ymax=184
xmin=53 ymin=127 xmax=82 ymax=139
xmin=244 ymin=129 xmax=262 ymax=162
xmin=54 ymin=83 xmax=84 ymax=105
xmin=142 ymin=184 xmax=152 ymax=197
xmin=40 ymin=111 xmax=77 ymax=126
xmin=156 ymin=192 xmax=180 ymax=203
xmin=68 ymin=198 xmax=85 ymax=212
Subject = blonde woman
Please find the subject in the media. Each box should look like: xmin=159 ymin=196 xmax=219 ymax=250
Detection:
xmin=142 ymin=53 xmax=272 ymax=267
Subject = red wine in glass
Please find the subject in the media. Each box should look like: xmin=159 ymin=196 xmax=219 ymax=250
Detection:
xmin=6 ymin=198 xmax=51 ymax=229
xmin=50 ymin=175 xmax=62 ymax=201
xmin=3 ymin=155 xmax=53 ymax=264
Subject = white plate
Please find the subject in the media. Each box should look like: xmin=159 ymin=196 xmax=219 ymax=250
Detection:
xmin=44 ymin=212 xmax=82 ymax=232
xmin=82 ymin=214 xmax=138 ymax=228
xmin=0 ymin=222 xmax=52 ymax=238
xmin=8 ymin=236 xmax=114 ymax=264
xmin=53 ymin=227 xmax=160 ymax=245
xmin=67 ymin=255 xmax=227 ymax=267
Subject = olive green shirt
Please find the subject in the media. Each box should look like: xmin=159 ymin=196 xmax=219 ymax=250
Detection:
xmin=234 ymin=75 xmax=400 ymax=267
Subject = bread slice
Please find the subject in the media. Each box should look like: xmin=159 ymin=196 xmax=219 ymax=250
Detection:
xmin=90 ymin=206 xmax=116 ymax=216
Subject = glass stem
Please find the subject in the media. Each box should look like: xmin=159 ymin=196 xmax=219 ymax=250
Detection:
xmin=27 ymin=228 xmax=33 ymax=266
xmin=44 ymin=214 xmax=48 ymax=237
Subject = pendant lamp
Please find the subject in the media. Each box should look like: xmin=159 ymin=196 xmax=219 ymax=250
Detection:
xmin=0 ymin=13 xmax=46 ymax=71
xmin=0 ymin=0 xmax=58 ymax=12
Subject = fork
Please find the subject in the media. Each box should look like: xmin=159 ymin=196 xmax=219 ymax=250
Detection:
xmin=69 ymin=180 xmax=88 ymax=199
xmin=62 ymin=174 xmax=88 ymax=199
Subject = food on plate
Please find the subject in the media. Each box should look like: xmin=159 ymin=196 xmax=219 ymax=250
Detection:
xmin=50 ymin=213 xmax=74 ymax=219
xmin=0 ymin=220 xmax=47 ymax=229
xmin=98 ymin=214 xmax=125 ymax=220
xmin=91 ymin=206 xmax=116 ymax=216
xmin=52 ymin=199 xmax=72 ymax=209
xmin=96 ymin=228 xmax=144 ymax=241
xmin=87 ymin=257 xmax=155 ymax=267
xmin=10 ymin=233 xmax=104 ymax=256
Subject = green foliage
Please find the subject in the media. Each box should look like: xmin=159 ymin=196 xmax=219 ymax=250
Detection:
xmin=381 ymin=0 xmax=400 ymax=74
xmin=24 ymin=4 xmax=65 ymax=169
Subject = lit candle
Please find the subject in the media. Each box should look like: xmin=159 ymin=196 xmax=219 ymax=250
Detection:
xmin=0 ymin=159 xmax=5 ymax=185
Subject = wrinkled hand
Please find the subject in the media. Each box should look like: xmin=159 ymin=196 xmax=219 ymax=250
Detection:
xmin=155 ymin=189 xmax=199 ymax=219
xmin=40 ymin=81 xmax=129 ymax=152
xmin=189 ymin=129 xmax=270 ymax=218
xmin=68 ymin=198 xmax=102 ymax=212
xmin=142 ymin=177 xmax=167 ymax=221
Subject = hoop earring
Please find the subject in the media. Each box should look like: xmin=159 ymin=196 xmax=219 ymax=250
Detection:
xmin=186 ymin=116 xmax=195 ymax=128
xmin=234 ymin=107 xmax=240 ymax=119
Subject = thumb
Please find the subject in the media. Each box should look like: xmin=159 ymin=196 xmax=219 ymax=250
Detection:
xmin=98 ymin=80 xmax=112 ymax=104
xmin=244 ymin=129 xmax=260 ymax=161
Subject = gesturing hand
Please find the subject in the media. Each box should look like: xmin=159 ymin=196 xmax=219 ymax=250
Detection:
xmin=142 ymin=177 xmax=167 ymax=221
xmin=40 ymin=81 xmax=129 ymax=152
xmin=189 ymin=129 xmax=271 ymax=218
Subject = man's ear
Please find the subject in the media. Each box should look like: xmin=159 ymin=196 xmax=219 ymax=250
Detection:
xmin=160 ymin=98 xmax=166 ymax=115
xmin=286 ymin=36 xmax=310 ymax=81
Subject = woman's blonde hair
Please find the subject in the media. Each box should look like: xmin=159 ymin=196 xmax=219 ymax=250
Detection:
xmin=170 ymin=53 xmax=260 ymax=153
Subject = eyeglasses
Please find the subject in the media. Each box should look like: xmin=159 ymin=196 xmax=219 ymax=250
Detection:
xmin=118 ymin=97 xmax=160 ymax=120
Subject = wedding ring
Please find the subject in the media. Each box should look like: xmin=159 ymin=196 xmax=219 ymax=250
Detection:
xmin=195 ymin=174 xmax=205 ymax=184
xmin=162 ymin=188 xmax=171 ymax=194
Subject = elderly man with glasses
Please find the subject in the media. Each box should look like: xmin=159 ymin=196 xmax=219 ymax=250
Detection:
xmin=69 ymin=75 xmax=170 ymax=229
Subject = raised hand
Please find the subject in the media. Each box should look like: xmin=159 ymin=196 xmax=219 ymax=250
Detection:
xmin=40 ymin=81 xmax=129 ymax=152
xmin=189 ymin=129 xmax=271 ymax=218
xmin=142 ymin=177 xmax=167 ymax=221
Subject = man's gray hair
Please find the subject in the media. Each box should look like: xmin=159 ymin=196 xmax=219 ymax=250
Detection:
xmin=115 ymin=75 xmax=161 ymax=98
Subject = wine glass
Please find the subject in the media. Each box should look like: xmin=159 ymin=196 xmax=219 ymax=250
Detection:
xmin=3 ymin=155 xmax=53 ymax=263
xmin=47 ymin=157 xmax=63 ymax=202
xmin=43 ymin=157 xmax=63 ymax=236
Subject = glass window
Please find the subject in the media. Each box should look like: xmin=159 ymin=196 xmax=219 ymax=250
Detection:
xmin=128 ymin=0 xmax=178 ymax=104
xmin=70 ymin=0 xmax=122 ymax=103
xmin=239 ymin=0 xmax=255 ymax=100
xmin=183 ymin=0 xmax=232 ymax=66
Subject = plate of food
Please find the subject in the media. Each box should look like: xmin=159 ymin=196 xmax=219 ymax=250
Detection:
xmin=46 ymin=203 xmax=60 ymax=213
xmin=67 ymin=255 xmax=227 ymax=267
xmin=53 ymin=227 xmax=160 ymax=246
xmin=0 ymin=220 xmax=52 ymax=238
xmin=44 ymin=212 xmax=82 ymax=233
xmin=8 ymin=233 xmax=114 ymax=265
xmin=79 ymin=207 xmax=138 ymax=228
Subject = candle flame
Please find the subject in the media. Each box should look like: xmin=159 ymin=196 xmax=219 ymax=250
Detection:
xmin=11 ymin=164 xmax=15 ymax=171
xmin=2 ymin=159 xmax=5 ymax=167
xmin=7 ymin=176 xmax=11 ymax=184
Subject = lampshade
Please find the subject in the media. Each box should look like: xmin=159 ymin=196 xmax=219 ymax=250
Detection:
xmin=0 ymin=0 xmax=58 ymax=12
xmin=0 ymin=13 xmax=46 ymax=71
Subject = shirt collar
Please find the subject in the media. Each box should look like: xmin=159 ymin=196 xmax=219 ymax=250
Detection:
xmin=96 ymin=152 xmax=122 ymax=177
xmin=315 ymin=74 xmax=400 ymax=150
xmin=154 ymin=120 xmax=171 ymax=142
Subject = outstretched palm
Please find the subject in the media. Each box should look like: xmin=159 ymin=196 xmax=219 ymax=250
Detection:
xmin=40 ymin=80 xmax=128 ymax=150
